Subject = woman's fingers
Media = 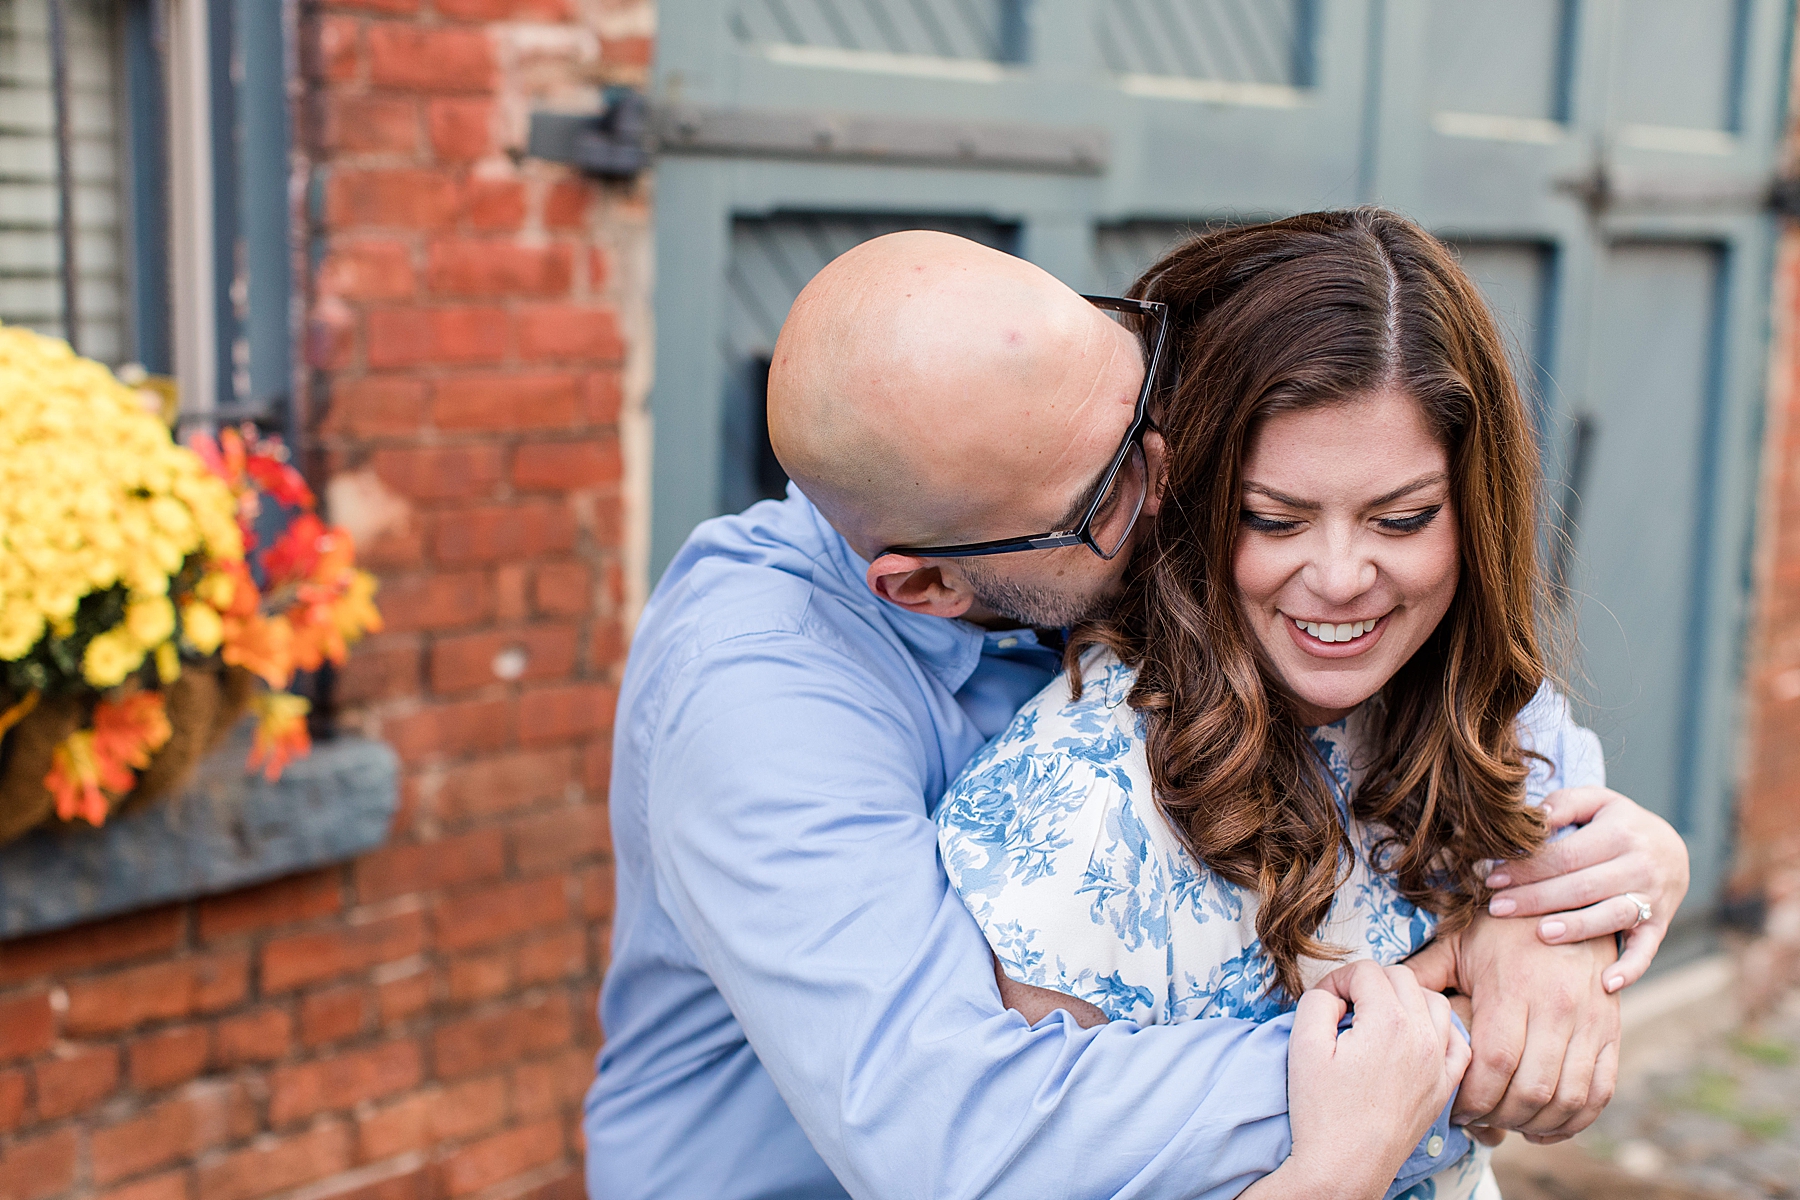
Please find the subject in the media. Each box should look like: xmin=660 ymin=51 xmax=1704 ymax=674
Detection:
xmin=1534 ymin=786 xmax=1618 ymax=829
xmin=1486 ymin=820 xmax=1627 ymax=892
xmin=1605 ymin=923 xmax=1666 ymax=992
xmin=1530 ymin=893 xmax=1658 ymax=945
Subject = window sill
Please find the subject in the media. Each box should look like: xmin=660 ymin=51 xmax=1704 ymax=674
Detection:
xmin=0 ymin=726 xmax=398 ymax=939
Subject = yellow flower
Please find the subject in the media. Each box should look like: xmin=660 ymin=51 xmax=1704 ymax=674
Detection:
xmin=194 ymin=571 xmax=236 ymax=612
xmin=82 ymin=627 xmax=144 ymax=688
xmin=0 ymin=603 xmax=42 ymax=659
xmin=125 ymin=594 xmax=175 ymax=647
xmin=154 ymin=641 xmax=181 ymax=684
xmin=180 ymin=601 xmax=223 ymax=654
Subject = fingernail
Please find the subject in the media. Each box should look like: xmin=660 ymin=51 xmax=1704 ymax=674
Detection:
xmin=1605 ymin=975 xmax=1624 ymax=993
xmin=1540 ymin=919 xmax=1566 ymax=939
xmin=1488 ymin=897 xmax=1516 ymax=916
xmin=1451 ymin=1117 xmax=1469 ymax=1127
xmin=1486 ymin=872 xmax=1511 ymax=889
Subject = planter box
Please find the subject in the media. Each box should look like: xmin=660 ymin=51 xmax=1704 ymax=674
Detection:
xmin=0 ymin=724 xmax=397 ymax=938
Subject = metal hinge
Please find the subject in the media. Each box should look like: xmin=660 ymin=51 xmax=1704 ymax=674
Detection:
xmin=527 ymin=87 xmax=1109 ymax=178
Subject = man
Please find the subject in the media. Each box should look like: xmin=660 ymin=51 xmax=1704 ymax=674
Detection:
xmin=585 ymin=232 xmax=1689 ymax=1198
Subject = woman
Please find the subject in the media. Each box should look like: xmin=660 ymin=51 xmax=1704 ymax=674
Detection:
xmin=938 ymin=209 xmax=1607 ymax=1199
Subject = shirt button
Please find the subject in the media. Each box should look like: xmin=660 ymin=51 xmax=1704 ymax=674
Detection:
xmin=1426 ymin=1136 xmax=1444 ymax=1158
xmin=996 ymin=637 xmax=1019 ymax=649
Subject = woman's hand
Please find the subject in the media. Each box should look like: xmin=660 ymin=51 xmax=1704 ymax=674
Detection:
xmin=1484 ymin=787 xmax=1689 ymax=991
xmin=1241 ymin=961 xmax=1470 ymax=1200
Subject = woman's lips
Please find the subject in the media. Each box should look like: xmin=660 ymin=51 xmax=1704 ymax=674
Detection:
xmin=1282 ymin=611 xmax=1392 ymax=659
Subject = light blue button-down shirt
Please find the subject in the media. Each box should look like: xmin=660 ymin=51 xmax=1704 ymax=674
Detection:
xmin=585 ymin=488 xmax=1462 ymax=1200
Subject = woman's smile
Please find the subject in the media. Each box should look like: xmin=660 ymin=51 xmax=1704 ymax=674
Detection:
xmin=1282 ymin=610 xmax=1393 ymax=657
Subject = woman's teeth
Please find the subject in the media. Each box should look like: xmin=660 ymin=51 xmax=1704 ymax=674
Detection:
xmin=1294 ymin=617 xmax=1378 ymax=644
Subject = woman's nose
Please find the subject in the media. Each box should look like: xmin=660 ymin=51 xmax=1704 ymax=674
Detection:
xmin=1302 ymin=540 xmax=1377 ymax=604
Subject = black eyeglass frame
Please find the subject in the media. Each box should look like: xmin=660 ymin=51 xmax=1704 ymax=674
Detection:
xmin=880 ymin=294 xmax=1169 ymax=561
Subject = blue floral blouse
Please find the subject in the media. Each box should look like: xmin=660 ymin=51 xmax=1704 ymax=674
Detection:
xmin=937 ymin=647 xmax=1605 ymax=1200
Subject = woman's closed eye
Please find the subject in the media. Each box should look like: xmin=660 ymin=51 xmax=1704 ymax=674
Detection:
xmin=1376 ymin=504 xmax=1443 ymax=534
xmin=1239 ymin=510 xmax=1302 ymax=534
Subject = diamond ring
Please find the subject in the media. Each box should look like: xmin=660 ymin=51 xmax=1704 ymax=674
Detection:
xmin=1621 ymin=892 xmax=1652 ymax=928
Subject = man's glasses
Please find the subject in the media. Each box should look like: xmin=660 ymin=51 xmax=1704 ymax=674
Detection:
xmin=881 ymin=294 xmax=1168 ymax=562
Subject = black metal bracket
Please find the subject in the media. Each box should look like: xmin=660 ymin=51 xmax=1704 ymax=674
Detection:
xmin=527 ymin=87 xmax=650 ymax=180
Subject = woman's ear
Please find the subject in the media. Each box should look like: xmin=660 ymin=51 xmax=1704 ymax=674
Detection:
xmin=866 ymin=554 xmax=977 ymax=619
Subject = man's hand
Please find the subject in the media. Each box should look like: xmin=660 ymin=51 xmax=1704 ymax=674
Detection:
xmin=1484 ymin=787 xmax=1689 ymax=992
xmin=1407 ymin=914 xmax=1620 ymax=1143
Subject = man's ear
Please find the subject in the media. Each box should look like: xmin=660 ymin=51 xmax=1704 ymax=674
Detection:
xmin=866 ymin=554 xmax=977 ymax=619
xmin=1142 ymin=429 xmax=1169 ymax=519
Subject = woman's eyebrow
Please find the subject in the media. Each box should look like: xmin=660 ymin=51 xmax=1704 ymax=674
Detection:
xmin=1242 ymin=471 xmax=1448 ymax=511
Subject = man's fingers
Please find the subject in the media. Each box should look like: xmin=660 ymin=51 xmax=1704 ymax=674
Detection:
xmin=1530 ymin=1036 xmax=1620 ymax=1141
xmin=1453 ymin=994 xmax=1526 ymax=1125
xmin=1404 ymin=937 xmax=1457 ymax=993
xmin=1606 ymin=924 xmax=1664 ymax=993
xmin=1482 ymin=974 xmax=1584 ymax=1131
xmin=1487 ymin=861 xmax=1630 ymax=918
xmin=1292 ymin=988 xmax=1349 ymax=1060
xmin=1319 ymin=958 xmax=1394 ymax=1008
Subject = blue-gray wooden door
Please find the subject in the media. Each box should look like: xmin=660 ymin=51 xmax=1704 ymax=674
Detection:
xmin=650 ymin=0 xmax=1793 ymax=922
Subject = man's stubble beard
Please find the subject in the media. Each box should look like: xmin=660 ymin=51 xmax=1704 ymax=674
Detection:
xmin=958 ymin=557 xmax=1119 ymax=630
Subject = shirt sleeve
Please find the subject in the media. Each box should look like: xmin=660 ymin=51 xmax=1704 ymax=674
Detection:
xmin=648 ymin=632 xmax=1299 ymax=1200
xmin=1517 ymin=683 xmax=1606 ymax=815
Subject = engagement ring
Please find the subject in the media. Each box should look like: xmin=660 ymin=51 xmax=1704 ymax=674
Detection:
xmin=1622 ymin=892 xmax=1653 ymax=928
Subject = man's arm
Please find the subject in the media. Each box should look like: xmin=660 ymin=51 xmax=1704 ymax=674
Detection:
xmin=648 ymin=635 xmax=1301 ymax=1199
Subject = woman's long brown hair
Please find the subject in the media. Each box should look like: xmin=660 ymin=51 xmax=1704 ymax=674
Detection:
xmin=1074 ymin=208 xmax=1553 ymax=1001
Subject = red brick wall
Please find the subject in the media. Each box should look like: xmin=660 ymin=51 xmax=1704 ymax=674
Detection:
xmin=0 ymin=1 xmax=653 ymax=1197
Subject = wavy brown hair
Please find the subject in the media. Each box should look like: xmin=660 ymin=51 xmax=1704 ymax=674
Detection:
xmin=1075 ymin=209 xmax=1553 ymax=1001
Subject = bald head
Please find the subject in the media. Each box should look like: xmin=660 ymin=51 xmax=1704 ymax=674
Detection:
xmin=768 ymin=231 xmax=1143 ymax=558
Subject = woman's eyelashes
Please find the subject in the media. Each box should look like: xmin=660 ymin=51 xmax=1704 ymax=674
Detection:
xmin=1238 ymin=503 xmax=1443 ymax=535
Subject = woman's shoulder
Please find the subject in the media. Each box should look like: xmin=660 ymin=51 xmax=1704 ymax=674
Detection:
xmin=951 ymin=646 xmax=1142 ymax=791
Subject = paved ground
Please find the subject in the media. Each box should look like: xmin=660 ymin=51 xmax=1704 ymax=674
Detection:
xmin=1495 ymin=978 xmax=1800 ymax=1199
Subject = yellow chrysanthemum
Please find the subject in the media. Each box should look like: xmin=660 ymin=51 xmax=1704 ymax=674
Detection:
xmin=180 ymin=602 xmax=223 ymax=654
xmin=0 ymin=324 xmax=242 ymax=672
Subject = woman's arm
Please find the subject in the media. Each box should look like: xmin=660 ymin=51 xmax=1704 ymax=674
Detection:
xmin=993 ymin=958 xmax=1112 ymax=1028
xmin=1241 ymin=962 xmax=1471 ymax=1200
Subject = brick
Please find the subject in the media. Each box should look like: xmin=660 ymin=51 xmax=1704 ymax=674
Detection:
xmin=355 ymin=829 xmax=505 ymax=902
xmin=322 ymin=376 xmax=430 ymax=438
xmin=585 ymin=246 xmax=609 ymax=289
xmin=0 ymin=1126 xmax=76 ymax=1200
xmin=514 ymin=927 xmax=587 ymax=987
xmin=434 ymin=877 xmax=568 ymax=953
xmin=430 ymin=624 xmax=579 ymax=694
xmin=270 ymin=1039 xmax=422 ymax=1126
xmin=214 ymin=1006 xmax=292 ymax=1067
xmin=33 ymin=1045 xmax=119 ymax=1119
xmin=543 ymin=180 xmax=587 ymax=231
xmin=92 ymin=1083 xmax=254 ymax=1185
xmin=441 ymin=1118 xmax=563 ymax=1196
xmin=580 ymin=370 xmax=624 ymax=424
xmin=323 ymin=94 xmax=419 ymax=155
xmin=377 ymin=967 xmax=433 ymax=1024
xmin=428 ymin=239 xmax=572 ymax=297
xmin=371 ymin=444 xmax=504 ymax=503
xmin=510 ymin=1045 xmax=590 ymax=1121
xmin=382 ymin=698 xmax=516 ymax=764
xmin=519 ymin=683 xmax=617 ymax=747
xmin=376 ymin=570 xmax=493 ymax=634
xmin=0 ymin=991 xmax=54 ymax=1062
xmin=312 ymin=15 xmax=361 ymax=84
xmin=128 ymin=1024 xmax=210 ymax=1091
xmin=436 ymin=0 xmax=571 ymax=19
xmin=355 ymin=1076 xmax=506 ymax=1163
xmin=367 ymin=26 xmax=494 ymax=93
xmin=199 ymin=870 xmax=343 ymax=941
xmin=582 ymin=736 xmax=612 ymax=793
xmin=427 ymin=98 xmax=494 ymax=162
xmin=0 ymin=1068 xmax=23 ymax=1132
xmin=532 ymin=561 xmax=590 ymax=616
xmin=96 ymin=1172 xmax=188 ymax=1200
xmin=495 ymin=564 xmax=530 ymax=623
xmin=0 ymin=905 xmax=183 ymax=985
xmin=299 ymin=985 xmax=369 ymax=1048
xmin=320 ymin=238 xmax=416 ymax=301
xmin=430 ymin=502 xmax=577 ymax=566
xmin=433 ymin=373 xmax=579 ymax=431
xmin=335 ymin=634 xmax=425 ymax=705
xmin=601 ymin=35 xmax=654 ymax=68
xmin=585 ymin=617 xmax=627 ymax=674
xmin=512 ymin=437 xmax=622 ymax=492
xmin=306 ymin=1169 xmax=429 ymax=1200
xmin=436 ymin=748 xmax=579 ymax=822
xmin=577 ymin=862 xmax=615 ymax=922
xmin=511 ymin=1169 xmax=583 ymax=1200
xmin=326 ymin=168 xmax=460 ymax=229
xmin=261 ymin=910 xmax=428 ymax=993
xmin=460 ymin=179 xmax=527 ymax=231
xmin=434 ymin=994 xmax=571 ymax=1080
xmin=447 ymin=952 xmax=511 ymax=1005
xmin=367 ymin=306 xmax=509 ymax=369
xmin=511 ymin=803 xmax=610 ymax=874
xmin=517 ymin=305 xmax=626 ymax=362
xmin=195 ymin=1121 xmax=352 ymax=1200
xmin=65 ymin=951 xmax=249 ymax=1036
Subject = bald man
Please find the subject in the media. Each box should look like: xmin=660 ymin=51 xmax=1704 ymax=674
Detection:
xmin=585 ymin=233 xmax=1687 ymax=1199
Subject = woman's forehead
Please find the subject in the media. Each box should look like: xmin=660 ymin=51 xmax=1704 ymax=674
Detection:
xmin=1242 ymin=391 xmax=1448 ymax=498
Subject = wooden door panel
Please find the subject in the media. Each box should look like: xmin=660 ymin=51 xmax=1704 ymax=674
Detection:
xmin=728 ymin=0 xmax=1020 ymax=60
xmin=1608 ymin=0 xmax=1747 ymax=135
xmin=1425 ymin=0 xmax=1569 ymax=123
xmin=1096 ymin=0 xmax=1311 ymax=84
